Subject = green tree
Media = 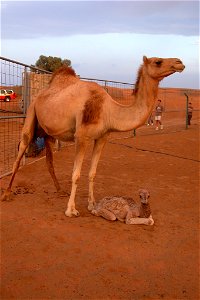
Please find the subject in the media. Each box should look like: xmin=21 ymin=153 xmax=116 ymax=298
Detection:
xmin=33 ymin=55 xmax=71 ymax=72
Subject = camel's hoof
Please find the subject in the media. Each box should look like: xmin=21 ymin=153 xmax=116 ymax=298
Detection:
xmin=91 ymin=209 xmax=98 ymax=216
xmin=65 ymin=208 xmax=80 ymax=217
xmin=88 ymin=202 xmax=95 ymax=211
xmin=0 ymin=190 xmax=11 ymax=201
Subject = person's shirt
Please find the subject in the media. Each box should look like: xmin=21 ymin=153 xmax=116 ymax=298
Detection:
xmin=188 ymin=105 xmax=193 ymax=115
xmin=155 ymin=104 xmax=164 ymax=116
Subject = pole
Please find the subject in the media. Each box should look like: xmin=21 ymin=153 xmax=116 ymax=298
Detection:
xmin=184 ymin=93 xmax=189 ymax=129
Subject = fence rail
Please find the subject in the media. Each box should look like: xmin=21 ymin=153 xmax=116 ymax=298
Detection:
xmin=0 ymin=56 xmax=199 ymax=178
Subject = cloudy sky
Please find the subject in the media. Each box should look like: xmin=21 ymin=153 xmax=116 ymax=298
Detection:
xmin=1 ymin=0 xmax=199 ymax=89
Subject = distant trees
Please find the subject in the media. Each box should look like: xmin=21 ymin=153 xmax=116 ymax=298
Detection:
xmin=32 ymin=55 xmax=71 ymax=72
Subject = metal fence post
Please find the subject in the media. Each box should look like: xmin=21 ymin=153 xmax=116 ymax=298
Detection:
xmin=184 ymin=93 xmax=189 ymax=129
xmin=23 ymin=66 xmax=31 ymax=114
xmin=22 ymin=66 xmax=29 ymax=166
xmin=104 ymin=80 xmax=108 ymax=92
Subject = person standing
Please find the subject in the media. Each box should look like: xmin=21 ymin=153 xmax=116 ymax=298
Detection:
xmin=155 ymin=99 xmax=164 ymax=130
xmin=147 ymin=112 xmax=154 ymax=126
xmin=188 ymin=102 xmax=193 ymax=125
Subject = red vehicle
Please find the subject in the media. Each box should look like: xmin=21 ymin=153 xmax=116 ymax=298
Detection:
xmin=0 ymin=89 xmax=17 ymax=102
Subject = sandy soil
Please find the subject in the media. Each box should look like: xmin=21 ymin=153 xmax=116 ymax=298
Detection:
xmin=0 ymin=124 xmax=199 ymax=300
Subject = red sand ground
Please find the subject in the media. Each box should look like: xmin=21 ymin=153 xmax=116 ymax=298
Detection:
xmin=0 ymin=124 xmax=199 ymax=300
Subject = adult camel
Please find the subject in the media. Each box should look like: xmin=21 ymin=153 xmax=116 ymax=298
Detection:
xmin=1 ymin=56 xmax=185 ymax=217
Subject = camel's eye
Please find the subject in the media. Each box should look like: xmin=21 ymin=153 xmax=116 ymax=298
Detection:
xmin=155 ymin=60 xmax=162 ymax=66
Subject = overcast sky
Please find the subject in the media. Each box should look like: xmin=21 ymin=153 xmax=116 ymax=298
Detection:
xmin=1 ymin=1 xmax=199 ymax=89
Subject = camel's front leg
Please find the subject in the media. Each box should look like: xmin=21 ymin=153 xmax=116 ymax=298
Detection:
xmin=65 ymin=139 xmax=88 ymax=217
xmin=126 ymin=215 xmax=154 ymax=225
xmin=88 ymin=135 xmax=108 ymax=211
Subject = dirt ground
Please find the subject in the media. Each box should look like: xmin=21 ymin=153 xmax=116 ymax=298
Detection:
xmin=0 ymin=123 xmax=199 ymax=300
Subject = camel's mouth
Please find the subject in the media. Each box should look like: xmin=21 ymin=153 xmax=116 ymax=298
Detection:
xmin=172 ymin=65 xmax=185 ymax=73
xmin=162 ymin=64 xmax=185 ymax=78
xmin=141 ymin=200 xmax=148 ymax=204
xmin=172 ymin=60 xmax=185 ymax=73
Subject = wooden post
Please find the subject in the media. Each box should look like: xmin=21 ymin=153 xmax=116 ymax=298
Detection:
xmin=184 ymin=93 xmax=189 ymax=129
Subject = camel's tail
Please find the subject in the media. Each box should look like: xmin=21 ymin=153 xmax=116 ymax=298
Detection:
xmin=18 ymin=101 xmax=46 ymax=149
xmin=21 ymin=101 xmax=47 ymax=156
xmin=21 ymin=100 xmax=38 ymax=144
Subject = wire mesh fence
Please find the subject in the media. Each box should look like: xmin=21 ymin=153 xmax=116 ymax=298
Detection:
xmin=0 ymin=57 xmax=51 ymax=177
xmin=81 ymin=77 xmax=134 ymax=105
xmin=1 ymin=59 xmax=25 ymax=177
xmin=0 ymin=56 xmax=199 ymax=177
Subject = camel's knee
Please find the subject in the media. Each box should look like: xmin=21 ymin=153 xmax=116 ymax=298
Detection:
xmin=89 ymin=171 xmax=96 ymax=182
xmin=12 ymin=136 xmax=31 ymax=174
xmin=18 ymin=134 xmax=32 ymax=154
xmin=108 ymin=214 xmax=117 ymax=221
xmin=148 ymin=215 xmax=154 ymax=225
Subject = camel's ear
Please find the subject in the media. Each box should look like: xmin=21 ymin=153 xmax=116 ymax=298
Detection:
xmin=143 ymin=56 xmax=148 ymax=65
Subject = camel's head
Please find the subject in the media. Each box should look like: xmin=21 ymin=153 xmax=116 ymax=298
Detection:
xmin=139 ymin=189 xmax=150 ymax=204
xmin=143 ymin=56 xmax=185 ymax=81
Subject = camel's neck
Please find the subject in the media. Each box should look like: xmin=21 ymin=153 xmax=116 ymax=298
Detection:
xmin=107 ymin=69 xmax=159 ymax=132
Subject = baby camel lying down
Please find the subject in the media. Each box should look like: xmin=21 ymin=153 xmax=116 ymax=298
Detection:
xmin=91 ymin=189 xmax=154 ymax=225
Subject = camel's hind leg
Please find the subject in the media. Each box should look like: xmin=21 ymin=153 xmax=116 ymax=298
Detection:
xmin=88 ymin=135 xmax=108 ymax=211
xmin=1 ymin=101 xmax=37 ymax=201
xmin=45 ymin=137 xmax=60 ymax=192
xmin=1 ymin=135 xmax=32 ymax=201
xmin=91 ymin=208 xmax=117 ymax=221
